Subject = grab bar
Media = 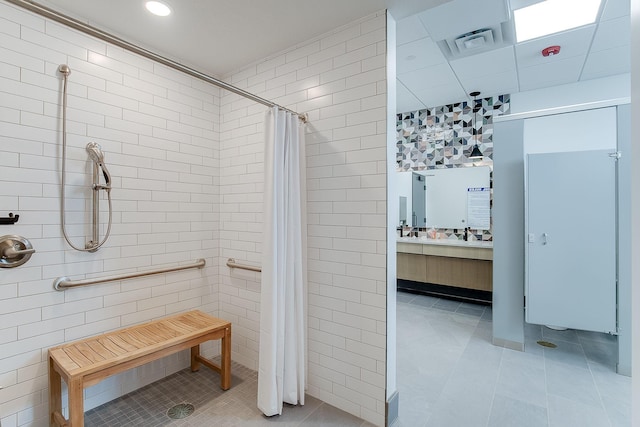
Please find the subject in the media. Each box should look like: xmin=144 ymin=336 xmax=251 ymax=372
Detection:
xmin=53 ymin=258 xmax=206 ymax=291
xmin=226 ymin=258 xmax=262 ymax=272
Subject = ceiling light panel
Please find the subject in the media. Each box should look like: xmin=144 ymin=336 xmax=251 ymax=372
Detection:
xmin=514 ymin=0 xmax=602 ymax=42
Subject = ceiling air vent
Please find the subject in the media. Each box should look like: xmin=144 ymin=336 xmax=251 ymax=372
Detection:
xmin=455 ymin=29 xmax=494 ymax=52
xmin=439 ymin=24 xmax=509 ymax=60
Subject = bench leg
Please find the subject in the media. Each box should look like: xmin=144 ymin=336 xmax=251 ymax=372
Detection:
xmin=68 ymin=378 xmax=84 ymax=427
xmin=49 ymin=357 xmax=62 ymax=427
xmin=190 ymin=345 xmax=201 ymax=372
xmin=221 ymin=325 xmax=231 ymax=390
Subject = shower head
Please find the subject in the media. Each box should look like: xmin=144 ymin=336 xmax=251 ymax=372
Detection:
xmin=86 ymin=142 xmax=111 ymax=189
xmin=86 ymin=142 xmax=105 ymax=164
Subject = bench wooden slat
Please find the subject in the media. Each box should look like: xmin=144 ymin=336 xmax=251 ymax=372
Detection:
xmin=146 ymin=323 xmax=179 ymax=340
xmin=142 ymin=324 xmax=174 ymax=341
xmin=50 ymin=348 xmax=81 ymax=372
xmin=115 ymin=330 xmax=149 ymax=350
xmin=166 ymin=319 xmax=196 ymax=334
xmin=86 ymin=340 xmax=118 ymax=360
xmin=127 ymin=329 xmax=159 ymax=346
xmin=62 ymin=346 xmax=95 ymax=368
xmin=180 ymin=315 xmax=207 ymax=328
xmin=48 ymin=310 xmax=231 ymax=427
xmin=96 ymin=337 xmax=129 ymax=356
xmin=107 ymin=334 xmax=140 ymax=352
xmin=76 ymin=342 xmax=108 ymax=364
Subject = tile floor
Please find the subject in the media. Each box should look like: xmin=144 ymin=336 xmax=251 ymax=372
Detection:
xmin=396 ymin=291 xmax=631 ymax=427
xmin=78 ymin=292 xmax=631 ymax=427
xmin=85 ymin=359 xmax=375 ymax=426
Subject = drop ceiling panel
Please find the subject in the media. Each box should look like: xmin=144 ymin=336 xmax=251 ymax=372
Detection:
xmin=581 ymin=46 xmax=630 ymax=80
xmin=457 ymin=69 xmax=519 ymax=99
xmin=508 ymin=0 xmax=544 ymax=10
xmin=601 ymin=0 xmax=630 ymax=21
xmin=417 ymin=0 xmax=509 ymax=41
xmin=398 ymin=62 xmax=459 ymax=92
xmin=397 ymin=37 xmax=447 ymax=74
xmin=518 ymin=55 xmax=586 ymax=92
xmin=515 ymin=25 xmax=596 ymax=68
xmin=396 ymin=15 xmax=430 ymax=45
xmin=413 ymin=83 xmax=468 ymax=109
xmin=396 ymin=79 xmax=427 ymax=112
xmin=449 ymin=46 xmax=516 ymax=80
xmin=590 ymin=16 xmax=630 ymax=52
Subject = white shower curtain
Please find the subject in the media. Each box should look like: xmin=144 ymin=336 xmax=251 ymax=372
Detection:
xmin=257 ymin=107 xmax=307 ymax=416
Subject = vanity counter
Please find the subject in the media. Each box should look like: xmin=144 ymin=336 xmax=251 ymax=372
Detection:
xmin=396 ymin=237 xmax=493 ymax=301
xmin=397 ymin=237 xmax=493 ymax=260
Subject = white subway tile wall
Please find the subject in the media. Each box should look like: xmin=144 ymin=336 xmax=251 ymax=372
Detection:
xmin=219 ymin=11 xmax=388 ymax=426
xmin=0 ymin=3 xmax=388 ymax=426
xmin=0 ymin=2 xmax=220 ymax=425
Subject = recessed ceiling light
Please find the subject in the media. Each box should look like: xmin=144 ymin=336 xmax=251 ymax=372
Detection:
xmin=514 ymin=0 xmax=602 ymax=43
xmin=145 ymin=1 xmax=172 ymax=17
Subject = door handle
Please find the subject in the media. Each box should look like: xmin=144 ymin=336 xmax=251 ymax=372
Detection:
xmin=542 ymin=233 xmax=548 ymax=245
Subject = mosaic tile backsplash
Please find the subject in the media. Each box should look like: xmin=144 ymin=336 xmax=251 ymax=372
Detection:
xmin=396 ymin=95 xmax=510 ymax=241
xmin=396 ymin=94 xmax=510 ymax=170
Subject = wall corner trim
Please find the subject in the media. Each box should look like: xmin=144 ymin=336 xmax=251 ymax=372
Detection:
xmin=386 ymin=390 xmax=400 ymax=427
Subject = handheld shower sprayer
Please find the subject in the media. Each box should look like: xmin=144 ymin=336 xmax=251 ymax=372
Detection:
xmin=86 ymin=142 xmax=112 ymax=192
xmin=59 ymin=63 xmax=113 ymax=252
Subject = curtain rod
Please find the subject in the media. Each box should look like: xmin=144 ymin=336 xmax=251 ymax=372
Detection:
xmin=5 ymin=0 xmax=308 ymax=123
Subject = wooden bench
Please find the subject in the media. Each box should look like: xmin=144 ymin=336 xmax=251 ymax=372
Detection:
xmin=48 ymin=310 xmax=231 ymax=427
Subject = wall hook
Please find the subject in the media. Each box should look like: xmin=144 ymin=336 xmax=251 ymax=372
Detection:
xmin=0 ymin=213 xmax=19 ymax=225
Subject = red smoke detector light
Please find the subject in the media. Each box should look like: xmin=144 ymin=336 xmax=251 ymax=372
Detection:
xmin=541 ymin=45 xmax=561 ymax=57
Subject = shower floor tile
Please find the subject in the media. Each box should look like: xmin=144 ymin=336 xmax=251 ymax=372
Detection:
xmin=85 ymin=359 xmax=374 ymax=426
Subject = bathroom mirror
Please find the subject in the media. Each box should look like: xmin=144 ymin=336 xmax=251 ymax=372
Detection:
xmin=397 ymin=166 xmax=491 ymax=229
xmin=424 ymin=166 xmax=490 ymax=229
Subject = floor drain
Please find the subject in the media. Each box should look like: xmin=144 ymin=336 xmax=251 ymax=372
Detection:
xmin=536 ymin=340 xmax=557 ymax=348
xmin=167 ymin=403 xmax=195 ymax=419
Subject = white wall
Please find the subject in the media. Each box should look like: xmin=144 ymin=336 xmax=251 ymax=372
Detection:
xmin=0 ymin=3 xmax=220 ymax=425
xmin=523 ymin=107 xmax=618 ymax=153
xmin=218 ymin=11 xmax=389 ymax=425
xmin=510 ymin=74 xmax=630 ymax=114
xmin=630 ymin=0 xmax=640 ymax=422
xmin=492 ymin=119 xmax=526 ymax=350
xmin=385 ymin=11 xmax=398 ymax=422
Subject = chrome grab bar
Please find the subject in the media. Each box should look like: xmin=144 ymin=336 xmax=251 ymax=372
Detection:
xmin=226 ymin=258 xmax=262 ymax=272
xmin=53 ymin=258 xmax=206 ymax=291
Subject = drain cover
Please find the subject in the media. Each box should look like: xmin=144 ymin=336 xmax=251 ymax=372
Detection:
xmin=167 ymin=403 xmax=195 ymax=419
xmin=536 ymin=340 xmax=557 ymax=348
